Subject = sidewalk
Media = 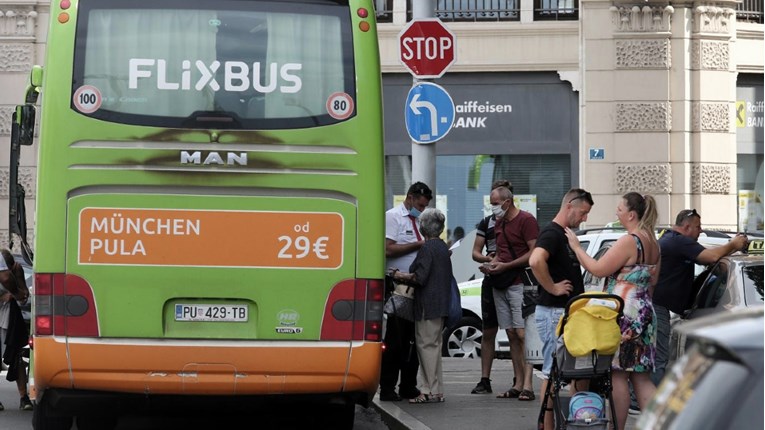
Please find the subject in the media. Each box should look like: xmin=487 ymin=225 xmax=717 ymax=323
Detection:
xmin=372 ymin=358 xmax=639 ymax=430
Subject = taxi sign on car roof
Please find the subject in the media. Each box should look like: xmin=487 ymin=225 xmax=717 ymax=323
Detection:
xmin=747 ymin=239 xmax=763 ymax=254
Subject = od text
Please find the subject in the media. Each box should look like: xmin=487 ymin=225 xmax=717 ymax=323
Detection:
xmin=278 ymin=222 xmax=330 ymax=260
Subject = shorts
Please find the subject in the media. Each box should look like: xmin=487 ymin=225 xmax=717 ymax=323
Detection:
xmin=535 ymin=305 xmax=565 ymax=379
xmin=492 ymin=284 xmax=524 ymax=329
xmin=480 ymin=277 xmax=499 ymax=330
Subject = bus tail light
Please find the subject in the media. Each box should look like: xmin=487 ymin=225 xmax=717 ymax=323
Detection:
xmin=33 ymin=273 xmax=99 ymax=337
xmin=321 ymin=278 xmax=384 ymax=342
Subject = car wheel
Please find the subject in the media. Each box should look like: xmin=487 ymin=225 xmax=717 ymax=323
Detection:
xmin=442 ymin=316 xmax=482 ymax=358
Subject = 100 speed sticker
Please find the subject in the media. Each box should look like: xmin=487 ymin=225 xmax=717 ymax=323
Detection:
xmin=73 ymin=85 xmax=102 ymax=114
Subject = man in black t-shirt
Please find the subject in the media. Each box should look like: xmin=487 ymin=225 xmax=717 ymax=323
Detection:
xmin=529 ymin=188 xmax=593 ymax=430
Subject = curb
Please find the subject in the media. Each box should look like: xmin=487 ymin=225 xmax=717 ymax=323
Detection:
xmin=371 ymin=394 xmax=432 ymax=430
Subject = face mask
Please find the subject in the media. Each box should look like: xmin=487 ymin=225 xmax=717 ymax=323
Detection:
xmin=491 ymin=204 xmax=506 ymax=219
xmin=409 ymin=207 xmax=422 ymax=218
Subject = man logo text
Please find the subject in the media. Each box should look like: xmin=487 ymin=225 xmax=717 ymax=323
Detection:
xmin=181 ymin=151 xmax=247 ymax=166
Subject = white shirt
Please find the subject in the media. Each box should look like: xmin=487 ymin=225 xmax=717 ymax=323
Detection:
xmin=385 ymin=203 xmax=422 ymax=272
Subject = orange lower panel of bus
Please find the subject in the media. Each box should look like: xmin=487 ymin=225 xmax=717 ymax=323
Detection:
xmin=32 ymin=338 xmax=381 ymax=397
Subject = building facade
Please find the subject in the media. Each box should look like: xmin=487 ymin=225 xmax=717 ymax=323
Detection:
xmin=377 ymin=0 xmax=763 ymax=232
xmin=0 ymin=0 xmax=762 ymax=248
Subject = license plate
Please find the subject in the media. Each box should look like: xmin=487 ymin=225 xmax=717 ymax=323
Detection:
xmin=175 ymin=304 xmax=248 ymax=322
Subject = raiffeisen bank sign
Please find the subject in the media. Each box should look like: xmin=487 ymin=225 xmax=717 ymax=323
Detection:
xmin=452 ymin=100 xmax=513 ymax=129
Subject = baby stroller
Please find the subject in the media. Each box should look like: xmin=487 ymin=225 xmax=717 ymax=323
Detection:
xmin=537 ymin=292 xmax=624 ymax=430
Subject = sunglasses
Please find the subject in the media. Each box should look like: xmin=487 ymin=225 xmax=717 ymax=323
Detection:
xmin=568 ymin=190 xmax=593 ymax=204
xmin=679 ymin=209 xmax=699 ymax=219
xmin=413 ymin=187 xmax=432 ymax=198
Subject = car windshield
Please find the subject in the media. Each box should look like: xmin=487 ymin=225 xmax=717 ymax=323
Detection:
xmin=638 ymin=346 xmax=751 ymax=430
xmin=743 ymin=264 xmax=764 ymax=306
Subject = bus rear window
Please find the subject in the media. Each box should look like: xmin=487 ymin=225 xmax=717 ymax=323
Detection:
xmin=72 ymin=0 xmax=356 ymax=129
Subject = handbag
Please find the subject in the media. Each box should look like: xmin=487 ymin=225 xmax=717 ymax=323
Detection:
xmin=445 ymin=276 xmax=462 ymax=329
xmin=392 ymin=281 xmax=414 ymax=299
xmin=487 ymin=268 xmax=521 ymax=290
xmin=384 ymin=292 xmax=415 ymax=321
xmin=384 ymin=283 xmax=415 ymax=321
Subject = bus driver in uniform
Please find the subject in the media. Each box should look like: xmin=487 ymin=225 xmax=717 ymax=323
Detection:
xmin=379 ymin=182 xmax=433 ymax=402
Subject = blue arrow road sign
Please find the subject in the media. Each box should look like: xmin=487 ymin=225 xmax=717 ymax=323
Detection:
xmin=405 ymin=82 xmax=455 ymax=144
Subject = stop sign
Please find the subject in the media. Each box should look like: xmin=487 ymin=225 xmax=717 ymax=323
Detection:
xmin=399 ymin=18 xmax=456 ymax=79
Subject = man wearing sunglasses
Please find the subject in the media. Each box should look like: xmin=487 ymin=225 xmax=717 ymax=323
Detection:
xmin=529 ymin=188 xmax=593 ymax=430
xmin=651 ymin=209 xmax=748 ymax=386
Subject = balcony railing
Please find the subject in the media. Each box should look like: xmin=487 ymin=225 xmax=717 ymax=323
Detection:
xmin=374 ymin=0 xmax=760 ymax=24
xmin=435 ymin=0 xmax=520 ymax=22
xmin=737 ymin=0 xmax=764 ymax=23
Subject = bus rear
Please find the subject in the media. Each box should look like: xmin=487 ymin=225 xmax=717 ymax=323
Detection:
xmin=16 ymin=0 xmax=385 ymax=428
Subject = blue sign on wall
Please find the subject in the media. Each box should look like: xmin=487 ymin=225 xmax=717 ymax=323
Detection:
xmin=589 ymin=148 xmax=605 ymax=160
xmin=405 ymin=82 xmax=455 ymax=144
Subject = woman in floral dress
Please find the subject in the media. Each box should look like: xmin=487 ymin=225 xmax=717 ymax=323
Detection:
xmin=565 ymin=192 xmax=661 ymax=430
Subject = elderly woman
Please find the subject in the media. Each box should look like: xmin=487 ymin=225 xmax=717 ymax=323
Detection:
xmin=391 ymin=208 xmax=452 ymax=404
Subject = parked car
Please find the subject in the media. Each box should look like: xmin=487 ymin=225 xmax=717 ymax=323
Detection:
xmin=669 ymin=240 xmax=764 ymax=363
xmin=444 ymin=225 xmax=655 ymax=359
xmin=637 ymin=306 xmax=764 ymax=430
xmin=578 ymin=227 xmax=753 ymax=290
xmin=575 ymin=226 xmax=735 ymax=272
xmin=445 ymin=278 xmax=543 ymax=364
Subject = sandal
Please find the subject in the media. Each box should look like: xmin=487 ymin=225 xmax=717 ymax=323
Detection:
xmin=518 ymin=389 xmax=535 ymax=401
xmin=497 ymin=388 xmax=521 ymax=399
xmin=409 ymin=394 xmax=445 ymax=404
xmin=409 ymin=394 xmax=431 ymax=404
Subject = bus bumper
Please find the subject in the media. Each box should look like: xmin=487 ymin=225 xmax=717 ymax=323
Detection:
xmin=32 ymin=337 xmax=381 ymax=404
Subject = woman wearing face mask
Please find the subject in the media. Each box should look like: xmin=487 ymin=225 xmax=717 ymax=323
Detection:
xmin=480 ymin=186 xmax=539 ymax=401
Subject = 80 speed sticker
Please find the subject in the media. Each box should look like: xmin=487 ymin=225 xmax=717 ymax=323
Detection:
xmin=73 ymin=85 xmax=102 ymax=114
xmin=326 ymin=92 xmax=354 ymax=120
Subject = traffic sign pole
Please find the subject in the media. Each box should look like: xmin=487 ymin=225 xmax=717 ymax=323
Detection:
xmin=410 ymin=0 xmax=436 ymax=204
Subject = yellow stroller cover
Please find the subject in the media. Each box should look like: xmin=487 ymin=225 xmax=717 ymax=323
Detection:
xmin=556 ymin=292 xmax=622 ymax=357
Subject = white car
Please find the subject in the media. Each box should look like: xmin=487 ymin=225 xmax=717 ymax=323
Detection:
xmin=444 ymin=226 xmax=749 ymax=360
xmin=447 ymin=279 xmax=544 ymax=365
xmin=445 ymin=229 xmax=541 ymax=363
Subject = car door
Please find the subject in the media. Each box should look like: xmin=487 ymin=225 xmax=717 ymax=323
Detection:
xmin=686 ymin=260 xmax=732 ymax=319
xmin=583 ymin=245 xmax=610 ymax=291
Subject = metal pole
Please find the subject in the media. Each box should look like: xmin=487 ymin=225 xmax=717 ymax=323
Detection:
xmin=410 ymin=0 xmax=436 ymax=204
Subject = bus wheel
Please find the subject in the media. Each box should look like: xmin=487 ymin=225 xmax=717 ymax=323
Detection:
xmin=322 ymin=401 xmax=355 ymax=430
xmin=32 ymin=396 xmax=73 ymax=430
xmin=76 ymin=414 xmax=118 ymax=430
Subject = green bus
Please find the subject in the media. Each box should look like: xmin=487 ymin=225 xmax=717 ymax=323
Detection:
xmin=9 ymin=1 xmax=385 ymax=428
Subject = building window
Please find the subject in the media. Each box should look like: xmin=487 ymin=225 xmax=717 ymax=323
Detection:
xmin=374 ymin=0 xmax=394 ymax=23
xmin=534 ymin=0 xmax=578 ymax=20
xmin=736 ymin=0 xmax=764 ymax=24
